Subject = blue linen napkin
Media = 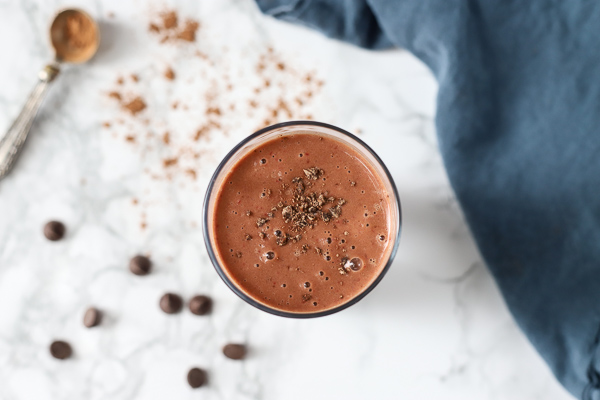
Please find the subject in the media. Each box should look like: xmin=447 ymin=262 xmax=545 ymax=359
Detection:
xmin=255 ymin=1 xmax=600 ymax=398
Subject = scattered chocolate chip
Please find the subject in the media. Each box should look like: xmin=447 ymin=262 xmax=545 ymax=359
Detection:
xmin=187 ymin=367 xmax=207 ymax=388
xmin=303 ymin=167 xmax=322 ymax=180
xmin=44 ymin=221 xmax=66 ymax=241
xmin=83 ymin=307 xmax=102 ymax=328
xmin=50 ymin=340 xmax=72 ymax=360
xmin=160 ymin=293 xmax=183 ymax=314
xmin=189 ymin=295 xmax=212 ymax=315
xmin=276 ymin=233 xmax=289 ymax=246
xmin=223 ymin=343 xmax=247 ymax=360
xmin=256 ymin=218 xmax=269 ymax=227
xmin=245 ymin=234 xmax=252 ymax=240
xmin=129 ymin=255 xmax=152 ymax=275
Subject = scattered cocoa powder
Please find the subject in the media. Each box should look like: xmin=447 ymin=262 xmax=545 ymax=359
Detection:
xmin=162 ymin=132 xmax=170 ymax=145
xmin=164 ymin=67 xmax=175 ymax=80
xmin=163 ymin=158 xmax=178 ymax=167
xmin=123 ymin=97 xmax=146 ymax=115
xmin=161 ymin=11 xmax=178 ymax=29
xmin=177 ymin=20 xmax=199 ymax=42
xmin=186 ymin=169 xmax=197 ymax=179
xmin=108 ymin=91 xmax=121 ymax=101
xmin=149 ymin=10 xmax=200 ymax=43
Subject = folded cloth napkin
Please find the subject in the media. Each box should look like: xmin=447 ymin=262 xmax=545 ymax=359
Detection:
xmin=255 ymin=1 xmax=600 ymax=398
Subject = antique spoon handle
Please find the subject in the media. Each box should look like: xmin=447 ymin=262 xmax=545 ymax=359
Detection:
xmin=0 ymin=64 xmax=60 ymax=180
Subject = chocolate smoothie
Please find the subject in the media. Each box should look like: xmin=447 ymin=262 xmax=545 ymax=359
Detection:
xmin=208 ymin=128 xmax=398 ymax=314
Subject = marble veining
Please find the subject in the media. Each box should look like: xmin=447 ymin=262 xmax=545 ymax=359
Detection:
xmin=0 ymin=0 xmax=573 ymax=399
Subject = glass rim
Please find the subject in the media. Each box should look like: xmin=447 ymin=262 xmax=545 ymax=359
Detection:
xmin=203 ymin=120 xmax=402 ymax=318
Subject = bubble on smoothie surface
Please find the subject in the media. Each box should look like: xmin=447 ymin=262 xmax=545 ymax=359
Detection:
xmin=265 ymin=251 xmax=275 ymax=260
xmin=345 ymin=257 xmax=363 ymax=272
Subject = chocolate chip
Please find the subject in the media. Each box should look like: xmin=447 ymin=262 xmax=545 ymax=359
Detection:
xmin=83 ymin=307 xmax=102 ymax=328
xmin=223 ymin=343 xmax=247 ymax=360
xmin=43 ymin=221 xmax=65 ymax=241
xmin=189 ymin=295 xmax=212 ymax=316
xmin=129 ymin=255 xmax=152 ymax=275
xmin=160 ymin=293 xmax=183 ymax=314
xmin=187 ymin=367 xmax=207 ymax=388
xmin=50 ymin=340 xmax=72 ymax=360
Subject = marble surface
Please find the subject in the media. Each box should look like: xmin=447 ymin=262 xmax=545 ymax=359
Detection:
xmin=0 ymin=0 xmax=574 ymax=399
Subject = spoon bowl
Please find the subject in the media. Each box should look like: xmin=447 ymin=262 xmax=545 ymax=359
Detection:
xmin=50 ymin=9 xmax=99 ymax=63
xmin=0 ymin=8 xmax=99 ymax=181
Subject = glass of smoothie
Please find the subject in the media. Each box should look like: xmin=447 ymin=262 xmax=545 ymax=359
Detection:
xmin=203 ymin=121 xmax=401 ymax=318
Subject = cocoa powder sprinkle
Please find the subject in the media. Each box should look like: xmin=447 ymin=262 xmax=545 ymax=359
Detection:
xmin=164 ymin=67 xmax=175 ymax=80
xmin=161 ymin=11 xmax=178 ymax=29
xmin=177 ymin=20 xmax=199 ymax=42
xmin=123 ymin=97 xmax=146 ymax=115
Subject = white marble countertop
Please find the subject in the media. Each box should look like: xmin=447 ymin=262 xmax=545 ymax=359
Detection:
xmin=0 ymin=0 xmax=574 ymax=399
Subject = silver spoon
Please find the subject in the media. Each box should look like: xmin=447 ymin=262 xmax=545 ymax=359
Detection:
xmin=0 ymin=8 xmax=99 ymax=180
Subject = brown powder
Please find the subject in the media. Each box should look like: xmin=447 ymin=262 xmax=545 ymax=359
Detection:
xmin=186 ymin=169 xmax=197 ymax=179
xmin=123 ymin=97 xmax=146 ymax=115
xmin=125 ymin=135 xmax=136 ymax=143
xmin=206 ymin=107 xmax=221 ymax=116
xmin=161 ymin=11 xmax=178 ymax=29
xmin=149 ymin=11 xmax=199 ymax=43
xmin=164 ymin=67 xmax=175 ymax=80
xmin=162 ymin=132 xmax=170 ymax=145
xmin=163 ymin=158 xmax=178 ymax=167
xmin=194 ymin=126 xmax=208 ymax=141
xmin=131 ymin=74 xmax=139 ymax=82
xmin=108 ymin=91 xmax=122 ymax=101
xmin=177 ymin=20 xmax=199 ymax=42
xmin=64 ymin=13 xmax=95 ymax=49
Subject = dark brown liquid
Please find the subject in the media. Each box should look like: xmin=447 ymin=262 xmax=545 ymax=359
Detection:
xmin=211 ymin=133 xmax=393 ymax=313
